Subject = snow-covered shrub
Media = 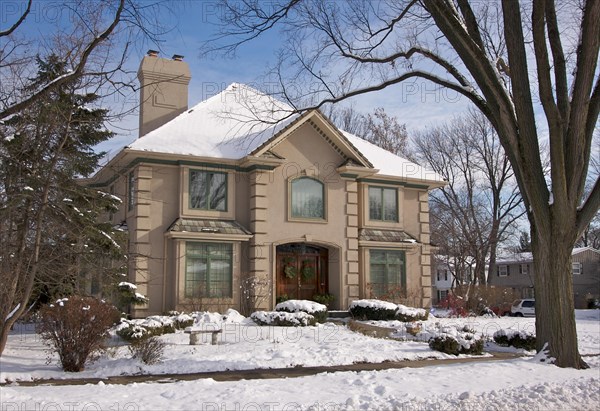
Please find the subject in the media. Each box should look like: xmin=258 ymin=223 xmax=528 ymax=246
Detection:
xmin=128 ymin=336 xmax=165 ymax=365
xmin=116 ymin=282 xmax=148 ymax=312
xmin=275 ymin=299 xmax=328 ymax=323
xmin=428 ymin=335 xmax=461 ymax=355
xmin=116 ymin=323 xmax=149 ymax=341
xmin=116 ymin=316 xmax=176 ymax=342
xmin=427 ymin=325 xmax=484 ymax=355
xmin=349 ymin=299 xmax=428 ymax=322
xmin=395 ymin=304 xmax=428 ymax=322
xmin=493 ymin=329 xmax=536 ymax=350
xmin=251 ymin=311 xmax=316 ymax=326
xmin=38 ymin=296 xmax=120 ymax=372
xmin=172 ymin=313 xmax=194 ymax=329
xmin=349 ymin=299 xmax=398 ymax=320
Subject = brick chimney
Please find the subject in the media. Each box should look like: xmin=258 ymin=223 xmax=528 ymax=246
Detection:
xmin=137 ymin=50 xmax=191 ymax=137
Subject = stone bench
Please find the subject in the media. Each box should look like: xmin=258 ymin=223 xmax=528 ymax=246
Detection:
xmin=184 ymin=328 xmax=222 ymax=345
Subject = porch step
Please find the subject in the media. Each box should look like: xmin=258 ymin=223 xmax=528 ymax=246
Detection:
xmin=327 ymin=310 xmax=351 ymax=319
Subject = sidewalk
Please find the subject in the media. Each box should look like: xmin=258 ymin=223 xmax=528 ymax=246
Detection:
xmin=2 ymin=352 xmax=523 ymax=387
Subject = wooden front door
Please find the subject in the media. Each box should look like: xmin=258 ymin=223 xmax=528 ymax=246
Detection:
xmin=276 ymin=244 xmax=328 ymax=301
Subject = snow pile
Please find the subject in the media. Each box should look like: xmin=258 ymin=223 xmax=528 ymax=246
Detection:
xmin=275 ymin=300 xmax=327 ymax=314
xmin=187 ymin=309 xmax=248 ymax=331
xmin=350 ymin=299 xmax=429 ymax=321
xmin=396 ymin=304 xmax=427 ymax=320
xmin=350 ymin=299 xmax=398 ymax=311
xmin=251 ymin=310 xmax=316 ymax=326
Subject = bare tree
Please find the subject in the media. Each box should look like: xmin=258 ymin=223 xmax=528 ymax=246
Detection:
xmin=415 ymin=110 xmax=524 ymax=302
xmin=0 ymin=0 xmax=172 ymax=121
xmin=321 ymin=104 xmax=368 ymax=136
xmin=206 ymin=0 xmax=599 ymax=368
xmin=324 ymin=105 xmax=409 ymax=156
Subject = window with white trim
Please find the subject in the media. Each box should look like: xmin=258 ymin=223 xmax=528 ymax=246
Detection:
xmin=498 ymin=265 xmax=508 ymax=277
xmin=519 ymin=264 xmax=529 ymax=275
xmin=572 ymin=262 xmax=582 ymax=275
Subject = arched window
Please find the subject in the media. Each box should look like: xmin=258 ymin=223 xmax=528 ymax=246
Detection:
xmin=290 ymin=177 xmax=325 ymax=219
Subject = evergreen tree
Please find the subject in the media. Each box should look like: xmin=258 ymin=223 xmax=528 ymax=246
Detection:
xmin=0 ymin=55 xmax=125 ymax=354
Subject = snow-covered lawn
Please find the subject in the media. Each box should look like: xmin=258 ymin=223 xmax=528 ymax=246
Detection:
xmin=1 ymin=310 xmax=598 ymax=410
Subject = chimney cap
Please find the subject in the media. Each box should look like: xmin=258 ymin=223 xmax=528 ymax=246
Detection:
xmin=172 ymin=54 xmax=184 ymax=61
xmin=147 ymin=49 xmax=159 ymax=57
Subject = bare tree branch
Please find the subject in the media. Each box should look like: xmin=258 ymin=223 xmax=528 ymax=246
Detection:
xmin=0 ymin=0 xmax=125 ymax=120
xmin=0 ymin=0 xmax=31 ymax=37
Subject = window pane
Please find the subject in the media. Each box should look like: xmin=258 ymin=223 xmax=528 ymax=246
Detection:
xmin=369 ymin=250 xmax=406 ymax=297
xmin=291 ymin=178 xmax=324 ymax=218
xmin=383 ymin=188 xmax=397 ymax=221
xmin=185 ymin=243 xmax=232 ymax=298
xmin=190 ymin=171 xmax=208 ymax=209
xmin=209 ymin=173 xmax=227 ymax=211
xmin=190 ymin=171 xmax=227 ymax=211
xmin=369 ymin=187 xmax=382 ymax=220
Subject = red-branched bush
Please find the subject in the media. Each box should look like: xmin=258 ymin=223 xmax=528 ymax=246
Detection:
xmin=38 ymin=296 xmax=120 ymax=372
xmin=439 ymin=293 xmax=469 ymax=317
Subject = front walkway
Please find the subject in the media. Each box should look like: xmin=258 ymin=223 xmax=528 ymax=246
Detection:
xmin=2 ymin=352 xmax=522 ymax=387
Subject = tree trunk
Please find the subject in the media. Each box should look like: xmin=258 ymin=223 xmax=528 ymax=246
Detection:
xmin=531 ymin=222 xmax=588 ymax=369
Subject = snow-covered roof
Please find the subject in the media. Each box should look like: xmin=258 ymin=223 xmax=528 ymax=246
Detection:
xmin=128 ymin=83 xmax=445 ymax=183
xmin=497 ymin=247 xmax=599 ymax=263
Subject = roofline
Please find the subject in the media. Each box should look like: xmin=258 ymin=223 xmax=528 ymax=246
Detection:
xmin=250 ymin=109 xmax=374 ymax=168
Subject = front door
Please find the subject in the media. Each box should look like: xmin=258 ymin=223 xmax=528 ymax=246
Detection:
xmin=276 ymin=244 xmax=328 ymax=301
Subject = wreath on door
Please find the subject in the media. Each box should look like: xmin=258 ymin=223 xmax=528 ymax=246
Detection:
xmin=301 ymin=259 xmax=316 ymax=280
xmin=283 ymin=257 xmax=297 ymax=279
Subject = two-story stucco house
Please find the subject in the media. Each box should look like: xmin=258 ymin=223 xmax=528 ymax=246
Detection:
xmin=489 ymin=247 xmax=600 ymax=308
xmin=87 ymin=52 xmax=445 ymax=317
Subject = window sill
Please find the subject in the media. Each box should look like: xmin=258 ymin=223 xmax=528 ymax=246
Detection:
xmin=287 ymin=216 xmax=328 ymax=224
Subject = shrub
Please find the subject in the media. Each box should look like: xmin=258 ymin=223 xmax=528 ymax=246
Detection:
xmin=251 ymin=311 xmax=316 ymax=326
xmin=493 ymin=330 xmax=536 ymax=351
xmin=429 ymin=335 xmax=461 ymax=355
xmin=312 ymin=293 xmax=335 ymax=308
xmin=438 ymin=294 xmax=469 ymax=317
xmin=116 ymin=317 xmax=176 ymax=342
xmin=275 ymin=299 xmax=328 ymax=323
xmin=128 ymin=336 xmax=165 ymax=365
xmin=116 ymin=323 xmax=149 ymax=341
xmin=428 ymin=325 xmax=484 ymax=356
xmin=38 ymin=296 xmax=120 ymax=372
xmin=173 ymin=313 xmax=194 ymax=329
xmin=396 ymin=304 xmax=429 ymax=322
xmin=349 ymin=299 xmax=398 ymax=320
xmin=349 ymin=299 xmax=428 ymax=322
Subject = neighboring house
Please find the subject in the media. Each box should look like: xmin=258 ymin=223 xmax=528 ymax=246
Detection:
xmin=432 ymin=264 xmax=452 ymax=305
xmin=489 ymin=247 xmax=600 ymax=308
xmin=431 ymin=257 xmax=475 ymax=305
xmin=86 ymin=52 xmax=446 ymax=316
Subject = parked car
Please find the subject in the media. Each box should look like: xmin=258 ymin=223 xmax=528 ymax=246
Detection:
xmin=510 ymin=299 xmax=535 ymax=317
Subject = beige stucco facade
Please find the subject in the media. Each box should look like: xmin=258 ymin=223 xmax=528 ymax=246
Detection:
xmin=87 ymin=54 xmax=445 ymax=316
